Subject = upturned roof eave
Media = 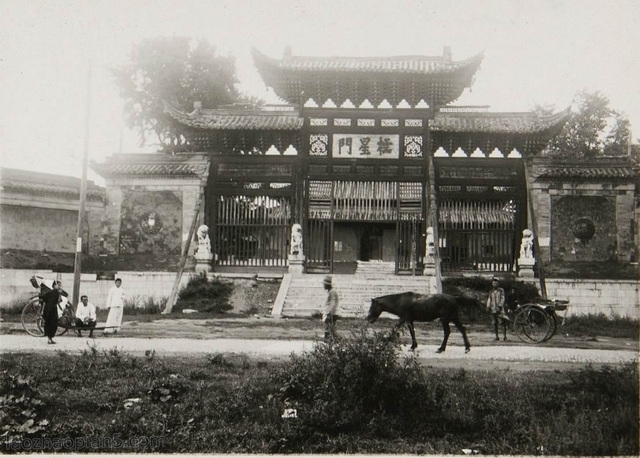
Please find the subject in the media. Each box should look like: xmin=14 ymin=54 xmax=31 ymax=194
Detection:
xmin=430 ymin=107 xmax=571 ymax=135
xmin=90 ymin=154 xmax=211 ymax=180
xmin=163 ymin=101 xmax=304 ymax=131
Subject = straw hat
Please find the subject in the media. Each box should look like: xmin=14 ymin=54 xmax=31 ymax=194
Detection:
xmin=323 ymin=276 xmax=332 ymax=286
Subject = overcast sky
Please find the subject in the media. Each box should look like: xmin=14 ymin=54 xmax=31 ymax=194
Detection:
xmin=1 ymin=0 xmax=639 ymax=184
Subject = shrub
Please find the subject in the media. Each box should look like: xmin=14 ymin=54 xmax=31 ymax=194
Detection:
xmin=443 ymin=276 xmax=540 ymax=322
xmin=270 ymin=330 xmax=432 ymax=434
xmin=175 ymin=272 xmax=233 ymax=313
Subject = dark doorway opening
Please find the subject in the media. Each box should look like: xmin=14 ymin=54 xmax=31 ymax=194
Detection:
xmin=360 ymin=225 xmax=384 ymax=261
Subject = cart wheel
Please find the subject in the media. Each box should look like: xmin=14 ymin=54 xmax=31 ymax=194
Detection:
xmin=514 ymin=305 xmax=553 ymax=344
xmin=21 ymin=298 xmax=44 ymax=337
xmin=542 ymin=310 xmax=558 ymax=342
xmin=56 ymin=306 xmax=73 ymax=336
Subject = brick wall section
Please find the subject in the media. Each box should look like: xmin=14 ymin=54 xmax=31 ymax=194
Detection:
xmin=103 ymin=178 xmax=204 ymax=258
xmin=0 ymin=201 xmax=104 ymax=254
xmin=616 ymin=191 xmax=636 ymax=260
xmin=527 ymin=158 xmax=637 ymax=264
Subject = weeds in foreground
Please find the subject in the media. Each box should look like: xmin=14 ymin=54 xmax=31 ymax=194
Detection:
xmin=1 ymin=334 xmax=637 ymax=455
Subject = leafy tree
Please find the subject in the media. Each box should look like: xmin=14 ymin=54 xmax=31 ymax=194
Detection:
xmin=539 ymin=90 xmax=635 ymax=158
xmin=113 ymin=36 xmax=242 ymax=150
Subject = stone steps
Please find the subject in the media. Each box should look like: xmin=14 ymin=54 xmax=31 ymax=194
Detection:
xmin=355 ymin=260 xmax=396 ymax=275
xmin=275 ymin=274 xmax=436 ymax=318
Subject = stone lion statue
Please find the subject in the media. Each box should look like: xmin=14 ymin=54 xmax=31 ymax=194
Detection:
xmin=196 ymin=225 xmax=211 ymax=253
xmin=519 ymin=229 xmax=534 ymax=259
xmin=290 ymin=223 xmax=303 ymax=256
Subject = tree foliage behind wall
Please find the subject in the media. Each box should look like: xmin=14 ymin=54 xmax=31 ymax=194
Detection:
xmin=113 ymin=36 xmax=240 ymax=150
xmin=538 ymin=90 xmax=637 ymax=159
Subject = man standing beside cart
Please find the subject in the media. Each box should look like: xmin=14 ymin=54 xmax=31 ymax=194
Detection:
xmin=486 ymin=277 xmax=508 ymax=341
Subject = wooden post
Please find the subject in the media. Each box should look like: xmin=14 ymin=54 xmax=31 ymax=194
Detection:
xmin=162 ymin=180 xmax=207 ymax=314
xmin=72 ymin=61 xmax=92 ymax=309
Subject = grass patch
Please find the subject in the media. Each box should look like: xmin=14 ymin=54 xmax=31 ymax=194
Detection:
xmin=563 ymin=313 xmax=639 ymax=339
xmin=0 ymin=297 xmax=34 ymax=316
xmin=1 ymin=334 xmax=637 ymax=455
xmin=122 ymin=296 xmax=167 ymax=315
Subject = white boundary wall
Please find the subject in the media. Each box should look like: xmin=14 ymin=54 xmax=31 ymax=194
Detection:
xmin=2 ymin=269 xmax=638 ymax=319
xmin=545 ymin=279 xmax=639 ymax=319
xmin=0 ymin=270 xmax=193 ymax=309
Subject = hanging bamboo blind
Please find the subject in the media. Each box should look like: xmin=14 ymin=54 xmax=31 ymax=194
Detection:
xmin=308 ymin=180 xmax=424 ymax=221
xmin=439 ymin=200 xmax=516 ymax=228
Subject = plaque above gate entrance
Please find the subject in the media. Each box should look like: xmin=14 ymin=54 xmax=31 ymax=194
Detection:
xmin=332 ymin=134 xmax=400 ymax=159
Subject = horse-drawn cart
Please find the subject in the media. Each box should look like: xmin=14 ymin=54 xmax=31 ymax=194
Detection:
xmin=21 ymin=276 xmax=110 ymax=337
xmin=511 ymin=298 xmax=570 ymax=344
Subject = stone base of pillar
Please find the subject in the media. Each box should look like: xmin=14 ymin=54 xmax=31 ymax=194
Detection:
xmin=517 ymin=258 xmax=535 ymax=278
xmin=423 ymin=256 xmax=436 ymax=276
xmin=288 ymin=255 xmax=305 ymax=274
xmin=195 ymin=252 xmax=213 ymax=273
xmin=423 ymin=264 xmax=436 ymax=276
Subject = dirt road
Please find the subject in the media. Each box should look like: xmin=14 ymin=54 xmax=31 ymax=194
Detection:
xmin=1 ymin=334 xmax=637 ymax=370
xmin=2 ymin=316 xmax=637 ymax=370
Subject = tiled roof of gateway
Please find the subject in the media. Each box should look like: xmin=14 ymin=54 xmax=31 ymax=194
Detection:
xmin=535 ymin=159 xmax=637 ymax=180
xmin=252 ymin=48 xmax=484 ymax=74
xmin=164 ymin=103 xmax=303 ymax=131
xmin=430 ymin=108 xmax=571 ymax=134
xmin=91 ymin=154 xmax=210 ymax=179
xmin=0 ymin=167 xmax=104 ymax=201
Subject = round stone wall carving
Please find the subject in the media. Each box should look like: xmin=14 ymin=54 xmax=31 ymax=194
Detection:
xmin=140 ymin=212 xmax=163 ymax=234
xmin=571 ymin=217 xmax=595 ymax=242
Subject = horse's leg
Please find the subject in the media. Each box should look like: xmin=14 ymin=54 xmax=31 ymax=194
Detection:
xmin=407 ymin=321 xmax=418 ymax=351
xmin=453 ymin=318 xmax=471 ymax=353
xmin=436 ymin=320 xmax=451 ymax=353
xmin=389 ymin=319 xmax=405 ymax=341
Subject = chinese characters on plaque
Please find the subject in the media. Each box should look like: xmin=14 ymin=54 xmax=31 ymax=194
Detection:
xmin=332 ymin=134 xmax=400 ymax=159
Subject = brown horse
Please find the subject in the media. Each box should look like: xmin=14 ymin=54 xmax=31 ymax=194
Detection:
xmin=366 ymin=292 xmax=474 ymax=353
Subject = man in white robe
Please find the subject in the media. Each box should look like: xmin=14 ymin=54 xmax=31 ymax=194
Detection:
xmin=104 ymin=278 xmax=125 ymax=334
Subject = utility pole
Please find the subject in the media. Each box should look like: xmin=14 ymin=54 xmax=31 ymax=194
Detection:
xmin=72 ymin=61 xmax=92 ymax=308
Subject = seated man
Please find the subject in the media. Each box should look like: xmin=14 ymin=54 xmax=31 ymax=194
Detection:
xmin=75 ymin=295 xmax=97 ymax=337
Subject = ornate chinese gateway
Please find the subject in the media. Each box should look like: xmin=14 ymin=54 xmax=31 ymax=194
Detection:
xmin=94 ymin=46 xmax=574 ymax=275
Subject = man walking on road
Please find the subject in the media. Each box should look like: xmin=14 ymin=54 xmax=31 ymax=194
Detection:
xmin=322 ymin=276 xmax=338 ymax=341
xmin=487 ymin=277 xmax=508 ymax=341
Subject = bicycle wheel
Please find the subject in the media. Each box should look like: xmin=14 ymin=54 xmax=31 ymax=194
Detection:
xmin=515 ymin=306 xmax=553 ymax=344
xmin=21 ymin=298 xmax=44 ymax=337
